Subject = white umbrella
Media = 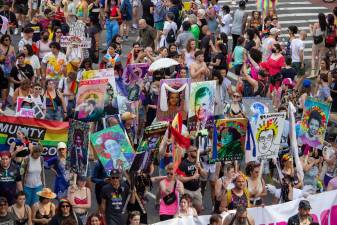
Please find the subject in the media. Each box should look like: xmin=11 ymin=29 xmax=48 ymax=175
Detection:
xmin=149 ymin=58 xmax=179 ymax=71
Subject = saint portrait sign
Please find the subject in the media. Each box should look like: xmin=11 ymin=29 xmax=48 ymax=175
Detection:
xmin=157 ymin=78 xmax=190 ymax=121
xmin=90 ymin=124 xmax=135 ymax=174
xmin=253 ymin=112 xmax=286 ymax=159
xmin=122 ymin=63 xmax=149 ymax=101
xmin=216 ymin=118 xmax=248 ymax=161
xmin=298 ymin=97 xmax=331 ymax=149
xmin=188 ymin=80 xmax=216 ymax=131
xmin=67 ymin=120 xmax=90 ymax=176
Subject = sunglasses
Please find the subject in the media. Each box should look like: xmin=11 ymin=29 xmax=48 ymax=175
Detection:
xmin=61 ymin=205 xmax=70 ymax=208
xmin=111 ymin=177 xmax=119 ymax=179
xmin=4 ymin=39 xmax=10 ymax=41
xmin=233 ymin=95 xmax=241 ymax=98
xmin=34 ymin=87 xmax=41 ymax=90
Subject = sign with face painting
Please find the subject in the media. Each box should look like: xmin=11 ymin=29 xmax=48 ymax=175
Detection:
xmin=188 ymin=80 xmax=216 ymax=131
xmin=253 ymin=112 xmax=286 ymax=159
xmin=122 ymin=63 xmax=149 ymax=101
xmin=242 ymin=97 xmax=274 ymax=123
xmin=298 ymin=97 xmax=331 ymax=149
xmin=90 ymin=125 xmax=135 ymax=173
xmin=157 ymin=78 xmax=190 ymax=121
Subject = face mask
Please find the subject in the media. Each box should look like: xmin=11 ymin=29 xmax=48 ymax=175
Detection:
xmin=271 ymin=48 xmax=276 ymax=53
xmin=42 ymin=35 xmax=49 ymax=40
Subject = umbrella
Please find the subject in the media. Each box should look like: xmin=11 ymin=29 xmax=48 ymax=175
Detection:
xmin=149 ymin=58 xmax=179 ymax=71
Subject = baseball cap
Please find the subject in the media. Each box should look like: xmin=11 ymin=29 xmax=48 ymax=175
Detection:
xmin=110 ymin=169 xmax=121 ymax=178
xmin=303 ymin=79 xmax=311 ymax=88
xmin=282 ymin=78 xmax=294 ymax=88
xmin=270 ymin=28 xmax=281 ymax=35
xmin=57 ymin=142 xmax=67 ymax=150
xmin=299 ymin=200 xmax=311 ymax=210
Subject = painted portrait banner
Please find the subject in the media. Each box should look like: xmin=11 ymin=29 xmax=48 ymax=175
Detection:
xmin=131 ymin=122 xmax=168 ymax=172
xmin=75 ymin=78 xmax=108 ymax=121
xmin=122 ymin=63 xmax=149 ymax=101
xmin=90 ymin=124 xmax=135 ymax=174
xmin=188 ymin=80 xmax=216 ymax=131
xmin=216 ymin=118 xmax=248 ymax=161
xmin=298 ymin=97 xmax=331 ymax=149
xmin=157 ymin=78 xmax=190 ymax=121
xmin=67 ymin=120 xmax=90 ymax=176
xmin=60 ymin=36 xmax=91 ymax=48
xmin=253 ymin=112 xmax=286 ymax=159
xmin=0 ymin=115 xmax=68 ymax=159
xmin=242 ymin=97 xmax=274 ymax=123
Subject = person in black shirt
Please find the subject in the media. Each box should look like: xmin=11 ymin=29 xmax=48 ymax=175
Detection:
xmin=142 ymin=0 xmax=154 ymax=27
xmin=0 ymin=152 xmax=22 ymax=206
xmin=25 ymin=14 xmax=43 ymax=42
xmin=281 ymin=57 xmax=297 ymax=81
xmin=101 ymin=169 xmax=129 ymax=225
xmin=201 ymin=26 xmax=214 ymax=63
xmin=49 ymin=199 xmax=83 ymax=225
xmin=177 ymin=146 xmax=207 ymax=214
xmin=9 ymin=53 xmax=34 ymax=90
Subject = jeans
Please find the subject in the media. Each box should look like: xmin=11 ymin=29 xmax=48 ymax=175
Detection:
xmin=106 ymin=19 xmax=119 ymax=46
xmin=24 ymin=185 xmax=43 ymax=206
xmin=45 ymin=107 xmax=63 ymax=121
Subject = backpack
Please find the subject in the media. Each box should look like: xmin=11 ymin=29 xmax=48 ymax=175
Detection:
xmin=325 ymin=26 xmax=336 ymax=47
xmin=166 ymin=27 xmax=176 ymax=44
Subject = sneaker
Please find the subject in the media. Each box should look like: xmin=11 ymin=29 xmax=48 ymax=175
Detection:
xmin=14 ymin=28 xmax=18 ymax=35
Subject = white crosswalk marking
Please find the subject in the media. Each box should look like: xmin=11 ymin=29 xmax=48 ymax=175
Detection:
xmin=217 ymin=0 xmax=332 ymax=84
xmin=218 ymin=0 xmax=331 ymax=70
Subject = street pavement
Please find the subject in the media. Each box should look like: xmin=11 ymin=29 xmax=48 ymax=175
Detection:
xmin=6 ymin=0 xmax=335 ymax=223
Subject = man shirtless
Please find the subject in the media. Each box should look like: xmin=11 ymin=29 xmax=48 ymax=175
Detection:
xmin=190 ymin=50 xmax=210 ymax=82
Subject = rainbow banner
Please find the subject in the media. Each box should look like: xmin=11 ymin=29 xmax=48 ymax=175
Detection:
xmin=0 ymin=115 xmax=68 ymax=159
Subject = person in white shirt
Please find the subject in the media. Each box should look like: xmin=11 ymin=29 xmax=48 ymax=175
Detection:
xmin=218 ymin=5 xmax=232 ymax=36
xmin=41 ymin=42 xmax=67 ymax=81
xmin=18 ymin=27 xmax=34 ymax=52
xmin=291 ymin=30 xmax=307 ymax=76
xmin=160 ymin=12 xmax=177 ymax=48
xmin=27 ymin=83 xmax=46 ymax=119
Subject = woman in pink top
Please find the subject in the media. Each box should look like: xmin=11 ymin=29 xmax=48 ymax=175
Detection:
xmin=260 ymin=43 xmax=285 ymax=93
xmin=159 ymin=163 xmax=184 ymax=221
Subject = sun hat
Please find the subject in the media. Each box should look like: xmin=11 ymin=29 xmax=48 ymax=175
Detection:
xmin=302 ymin=79 xmax=311 ymax=88
xmin=270 ymin=28 xmax=280 ymax=35
xmin=57 ymin=142 xmax=67 ymax=150
xmin=37 ymin=188 xmax=57 ymax=199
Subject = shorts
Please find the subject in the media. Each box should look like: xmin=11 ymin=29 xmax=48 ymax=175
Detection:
xmin=291 ymin=62 xmax=305 ymax=76
xmin=0 ymin=77 xmax=8 ymax=89
xmin=154 ymin=21 xmax=164 ymax=31
xmin=184 ymin=188 xmax=203 ymax=207
xmin=14 ymin=3 xmax=28 ymax=14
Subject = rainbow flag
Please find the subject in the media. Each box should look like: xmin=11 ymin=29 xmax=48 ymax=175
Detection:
xmin=70 ymin=80 xmax=78 ymax=94
xmin=0 ymin=115 xmax=68 ymax=160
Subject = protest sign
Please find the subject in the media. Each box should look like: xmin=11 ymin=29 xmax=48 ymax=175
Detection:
xmin=131 ymin=122 xmax=168 ymax=172
xmin=16 ymin=97 xmax=44 ymax=119
xmin=154 ymin=190 xmax=337 ymax=225
xmin=122 ymin=63 xmax=149 ymax=101
xmin=75 ymin=78 xmax=108 ymax=121
xmin=253 ymin=112 xmax=286 ymax=159
xmin=90 ymin=124 xmax=135 ymax=174
xmin=242 ymin=97 xmax=274 ymax=123
xmin=60 ymin=36 xmax=91 ymax=48
xmin=0 ymin=115 xmax=68 ymax=159
xmin=216 ymin=118 xmax=248 ymax=161
xmin=188 ymin=80 xmax=216 ymax=131
xmin=157 ymin=78 xmax=190 ymax=121
xmin=68 ymin=20 xmax=86 ymax=37
xmin=298 ymin=97 xmax=331 ymax=149
xmin=67 ymin=120 xmax=90 ymax=176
